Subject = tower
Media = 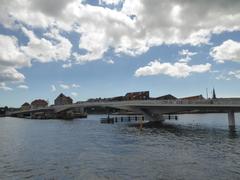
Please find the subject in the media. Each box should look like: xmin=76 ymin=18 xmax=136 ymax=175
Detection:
xmin=212 ymin=88 xmax=216 ymax=99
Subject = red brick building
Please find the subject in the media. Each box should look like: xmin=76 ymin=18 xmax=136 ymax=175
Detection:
xmin=31 ymin=99 xmax=48 ymax=109
xmin=125 ymin=91 xmax=149 ymax=100
xmin=180 ymin=95 xmax=205 ymax=101
xmin=155 ymin=94 xmax=177 ymax=100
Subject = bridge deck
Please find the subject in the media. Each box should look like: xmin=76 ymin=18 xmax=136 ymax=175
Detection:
xmin=9 ymin=98 xmax=240 ymax=115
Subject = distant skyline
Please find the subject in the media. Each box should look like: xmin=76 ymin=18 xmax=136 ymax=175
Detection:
xmin=1 ymin=0 xmax=240 ymax=107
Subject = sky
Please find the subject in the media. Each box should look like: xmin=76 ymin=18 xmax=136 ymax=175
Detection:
xmin=1 ymin=0 xmax=240 ymax=107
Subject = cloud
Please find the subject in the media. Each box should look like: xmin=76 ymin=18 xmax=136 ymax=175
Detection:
xmin=21 ymin=27 xmax=72 ymax=63
xmin=0 ymin=35 xmax=29 ymax=84
xmin=103 ymin=59 xmax=114 ymax=64
xmin=62 ymin=63 xmax=72 ymax=68
xmin=59 ymin=83 xmax=80 ymax=90
xmin=216 ymin=74 xmax=231 ymax=81
xmin=60 ymin=84 xmax=70 ymax=89
xmin=51 ymin=85 xmax=57 ymax=92
xmin=0 ymin=0 xmax=54 ymax=29
xmin=216 ymin=70 xmax=240 ymax=80
xmin=210 ymin=39 xmax=240 ymax=63
xmin=72 ymin=84 xmax=80 ymax=88
xmin=135 ymin=60 xmax=211 ymax=78
xmin=1 ymin=0 xmax=240 ymax=64
xmin=69 ymin=0 xmax=240 ymax=62
xmin=30 ymin=0 xmax=76 ymax=17
xmin=0 ymin=66 xmax=25 ymax=83
xmin=0 ymin=83 xmax=12 ymax=91
xmin=121 ymin=0 xmax=240 ymax=47
xmin=17 ymin=84 xmax=29 ymax=89
xmin=178 ymin=49 xmax=197 ymax=63
xmin=0 ymin=35 xmax=30 ymax=68
xmin=71 ymin=92 xmax=78 ymax=97
xmin=106 ymin=59 xmax=114 ymax=64
xmin=99 ymin=0 xmax=123 ymax=5
xmin=229 ymin=70 xmax=240 ymax=79
xmin=179 ymin=49 xmax=197 ymax=57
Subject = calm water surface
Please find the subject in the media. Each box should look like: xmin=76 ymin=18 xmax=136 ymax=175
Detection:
xmin=0 ymin=114 xmax=240 ymax=180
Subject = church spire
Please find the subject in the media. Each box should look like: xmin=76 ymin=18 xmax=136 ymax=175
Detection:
xmin=212 ymin=88 xmax=216 ymax=99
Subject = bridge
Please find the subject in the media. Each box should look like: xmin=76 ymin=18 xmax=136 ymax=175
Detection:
xmin=9 ymin=98 xmax=240 ymax=129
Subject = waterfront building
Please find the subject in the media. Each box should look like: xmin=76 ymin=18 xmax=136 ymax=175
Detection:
xmin=111 ymin=96 xmax=125 ymax=101
xmin=87 ymin=98 xmax=102 ymax=102
xmin=31 ymin=99 xmax=48 ymax=109
xmin=125 ymin=91 xmax=150 ymax=100
xmin=54 ymin=93 xmax=73 ymax=105
xmin=180 ymin=95 xmax=205 ymax=101
xmin=155 ymin=94 xmax=177 ymax=100
xmin=21 ymin=102 xmax=31 ymax=111
xmin=0 ymin=106 xmax=8 ymax=116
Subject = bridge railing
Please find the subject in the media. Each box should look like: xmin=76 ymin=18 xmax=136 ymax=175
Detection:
xmin=73 ymin=98 xmax=240 ymax=106
xmin=10 ymin=98 xmax=240 ymax=115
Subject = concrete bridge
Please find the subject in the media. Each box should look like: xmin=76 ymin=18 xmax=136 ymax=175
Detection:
xmin=9 ymin=98 xmax=240 ymax=129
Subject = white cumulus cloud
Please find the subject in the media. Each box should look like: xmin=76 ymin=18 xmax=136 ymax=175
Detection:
xmin=216 ymin=70 xmax=240 ymax=81
xmin=60 ymin=84 xmax=70 ymax=89
xmin=1 ymin=0 xmax=240 ymax=65
xmin=0 ymin=35 xmax=30 ymax=68
xmin=210 ymin=39 xmax=240 ymax=63
xmin=179 ymin=49 xmax=197 ymax=57
xmin=0 ymin=35 xmax=29 ymax=84
xmin=103 ymin=59 xmax=114 ymax=64
xmin=17 ymin=84 xmax=29 ymax=89
xmin=135 ymin=60 xmax=211 ymax=78
xmin=0 ymin=82 xmax=13 ymax=91
xmin=0 ymin=66 xmax=25 ymax=83
xmin=59 ymin=83 xmax=80 ymax=90
xmin=178 ymin=49 xmax=197 ymax=63
xmin=229 ymin=70 xmax=240 ymax=79
xmin=72 ymin=84 xmax=80 ymax=88
xmin=21 ymin=27 xmax=72 ymax=63
xmin=62 ymin=63 xmax=72 ymax=68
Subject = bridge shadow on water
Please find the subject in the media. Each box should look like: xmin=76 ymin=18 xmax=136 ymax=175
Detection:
xmin=128 ymin=121 xmax=239 ymax=139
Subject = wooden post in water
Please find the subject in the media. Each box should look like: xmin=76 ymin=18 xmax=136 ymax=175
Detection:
xmin=228 ymin=111 xmax=235 ymax=131
xmin=139 ymin=116 xmax=144 ymax=131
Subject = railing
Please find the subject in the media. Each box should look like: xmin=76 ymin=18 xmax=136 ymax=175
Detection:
xmin=11 ymin=98 xmax=240 ymax=115
xmin=75 ymin=98 xmax=240 ymax=106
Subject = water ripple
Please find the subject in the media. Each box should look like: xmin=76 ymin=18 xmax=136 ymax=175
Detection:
xmin=0 ymin=115 xmax=240 ymax=180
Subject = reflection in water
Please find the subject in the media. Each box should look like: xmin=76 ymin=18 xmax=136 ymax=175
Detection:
xmin=228 ymin=128 xmax=238 ymax=139
xmin=0 ymin=114 xmax=240 ymax=180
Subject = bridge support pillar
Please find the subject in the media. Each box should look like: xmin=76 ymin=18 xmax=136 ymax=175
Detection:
xmin=228 ymin=111 xmax=235 ymax=130
xmin=138 ymin=108 xmax=164 ymax=122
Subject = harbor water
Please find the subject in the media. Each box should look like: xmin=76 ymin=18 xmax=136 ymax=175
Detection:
xmin=0 ymin=114 xmax=240 ymax=180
